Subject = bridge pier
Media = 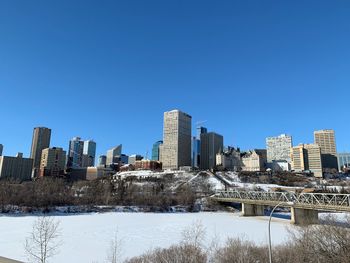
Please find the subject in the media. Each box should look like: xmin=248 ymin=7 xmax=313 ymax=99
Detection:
xmin=242 ymin=203 xmax=265 ymax=216
xmin=291 ymin=207 xmax=318 ymax=225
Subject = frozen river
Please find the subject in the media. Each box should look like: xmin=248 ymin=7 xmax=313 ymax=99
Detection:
xmin=0 ymin=212 xmax=292 ymax=262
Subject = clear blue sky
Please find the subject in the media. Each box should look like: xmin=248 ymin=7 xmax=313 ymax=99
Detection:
xmin=0 ymin=0 xmax=349 ymax=158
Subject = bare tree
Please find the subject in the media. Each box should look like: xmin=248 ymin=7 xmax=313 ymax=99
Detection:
xmin=25 ymin=216 xmax=62 ymax=263
xmin=106 ymin=229 xmax=123 ymax=263
xmin=181 ymin=220 xmax=206 ymax=249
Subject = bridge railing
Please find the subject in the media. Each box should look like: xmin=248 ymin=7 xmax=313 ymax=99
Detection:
xmin=212 ymin=190 xmax=350 ymax=209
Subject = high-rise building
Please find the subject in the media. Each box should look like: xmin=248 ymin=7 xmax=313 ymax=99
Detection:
xmin=82 ymin=140 xmax=96 ymax=167
xmin=0 ymin=144 xmax=3 ymax=156
xmin=98 ymin=155 xmax=107 ymax=166
xmin=30 ymin=127 xmax=51 ymax=174
xmin=191 ymin=126 xmax=208 ymax=168
xmin=337 ymin=153 xmax=350 ymax=172
xmin=197 ymin=126 xmax=208 ymax=139
xmin=67 ymin=137 xmax=84 ymax=168
xmin=39 ymin=147 xmax=66 ymax=177
xmin=314 ymin=129 xmax=338 ymax=170
xmin=200 ymin=132 xmax=224 ymax=170
xmin=266 ymin=134 xmax=293 ymax=163
xmin=191 ymin=136 xmax=200 ymax=168
xmin=0 ymin=153 xmax=33 ymax=181
xmin=151 ymin=141 xmax=163 ymax=161
xmin=159 ymin=110 xmax=192 ymax=169
xmin=106 ymin=145 xmax=122 ymax=165
xmin=291 ymin=144 xmax=323 ymax=177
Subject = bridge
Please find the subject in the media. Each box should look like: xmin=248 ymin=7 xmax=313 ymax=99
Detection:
xmin=211 ymin=190 xmax=350 ymax=225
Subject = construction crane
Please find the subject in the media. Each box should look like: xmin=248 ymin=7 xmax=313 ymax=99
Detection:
xmin=195 ymin=120 xmax=207 ymax=128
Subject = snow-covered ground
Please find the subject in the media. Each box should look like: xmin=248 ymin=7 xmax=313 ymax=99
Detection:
xmin=0 ymin=212 xmax=291 ymax=263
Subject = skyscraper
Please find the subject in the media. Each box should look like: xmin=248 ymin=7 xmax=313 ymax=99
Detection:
xmin=200 ymin=132 xmax=224 ymax=170
xmin=151 ymin=141 xmax=163 ymax=161
xmin=67 ymin=137 xmax=84 ymax=168
xmin=266 ymin=134 xmax=293 ymax=163
xmin=82 ymin=140 xmax=96 ymax=167
xmin=192 ymin=126 xmax=208 ymax=168
xmin=191 ymin=136 xmax=200 ymax=168
xmin=0 ymin=144 xmax=3 ymax=156
xmin=106 ymin=145 xmax=122 ymax=165
xmin=30 ymin=127 xmax=51 ymax=175
xmin=159 ymin=109 xmax=192 ymax=169
xmin=314 ymin=129 xmax=338 ymax=170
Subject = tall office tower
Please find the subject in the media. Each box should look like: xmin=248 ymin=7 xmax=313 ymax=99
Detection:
xmin=30 ymin=127 xmax=51 ymax=174
xmin=82 ymin=140 xmax=96 ymax=167
xmin=200 ymin=132 xmax=224 ymax=170
xmin=159 ymin=110 xmax=192 ymax=169
xmin=192 ymin=126 xmax=208 ymax=168
xmin=151 ymin=141 xmax=163 ymax=161
xmin=67 ymin=137 xmax=84 ymax=168
xmin=106 ymin=145 xmax=122 ymax=165
xmin=39 ymin=147 xmax=66 ymax=177
xmin=291 ymin=144 xmax=323 ymax=177
xmin=98 ymin=155 xmax=107 ymax=166
xmin=0 ymin=144 xmax=3 ymax=156
xmin=314 ymin=129 xmax=338 ymax=170
xmin=191 ymin=136 xmax=200 ymax=168
xmin=266 ymin=134 xmax=293 ymax=163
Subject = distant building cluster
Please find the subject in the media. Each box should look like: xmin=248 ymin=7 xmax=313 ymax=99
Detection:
xmin=0 ymin=109 xmax=348 ymax=181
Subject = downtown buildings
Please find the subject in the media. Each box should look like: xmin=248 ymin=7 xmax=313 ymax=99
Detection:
xmin=67 ymin=137 xmax=97 ymax=168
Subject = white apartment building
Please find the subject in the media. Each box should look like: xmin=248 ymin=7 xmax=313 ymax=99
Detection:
xmin=266 ymin=134 xmax=292 ymax=163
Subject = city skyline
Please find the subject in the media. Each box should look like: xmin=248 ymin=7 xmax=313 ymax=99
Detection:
xmin=1 ymin=1 xmax=350 ymax=157
xmin=0 ymin=112 xmax=347 ymax=160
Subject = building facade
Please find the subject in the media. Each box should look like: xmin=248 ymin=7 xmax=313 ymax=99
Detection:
xmin=241 ymin=149 xmax=267 ymax=172
xmin=159 ymin=110 xmax=192 ymax=169
xmin=30 ymin=127 xmax=51 ymax=175
xmin=0 ymin=144 xmax=3 ymax=156
xmin=266 ymin=134 xmax=292 ymax=163
xmin=0 ymin=153 xmax=33 ymax=181
xmin=314 ymin=129 xmax=338 ymax=170
xmin=106 ymin=145 xmax=122 ymax=165
xmin=82 ymin=140 xmax=96 ymax=167
xmin=151 ymin=141 xmax=163 ymax=161
xmin=291 ymin=144 xmax=323 ymax=177
xmin=39 ymin=147 xmax=66 ymax=177
xmin=338 ymin=153 xmax=350 ymax=172
xmin=200 ymin=132 xmax=224 ymax=170
xmin=216 ymin=147 xmax=242 ymax=171
xmin=128 ymin=154 xmax=143 ymax=165
xmin=98 ymin=155 xmax=107 ymax=166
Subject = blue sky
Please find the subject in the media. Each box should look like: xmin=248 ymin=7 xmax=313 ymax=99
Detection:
xmin=0 ymin=0 xmax=349 ymax=158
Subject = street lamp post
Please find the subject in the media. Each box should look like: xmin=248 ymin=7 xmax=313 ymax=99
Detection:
xmin=268 ymin=201 xmax=294 ymax=263
xmin=268 ymin=202 xmax=282 ymax=263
